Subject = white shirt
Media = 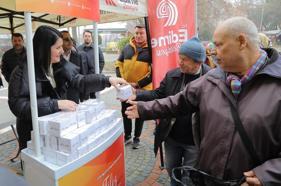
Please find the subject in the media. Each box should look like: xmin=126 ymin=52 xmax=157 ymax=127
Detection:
xmin=63 ymin=50 xmax=71 ymax=61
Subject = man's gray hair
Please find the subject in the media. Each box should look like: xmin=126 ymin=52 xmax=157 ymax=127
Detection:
xmin=219 ymin=17 xmax=259 ymax=48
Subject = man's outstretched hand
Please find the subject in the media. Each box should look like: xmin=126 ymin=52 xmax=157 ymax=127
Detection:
xmin=241 ymin=171 xmax=262 ymax=186
xmin=125 ymin=100 xmax=139 ymax=119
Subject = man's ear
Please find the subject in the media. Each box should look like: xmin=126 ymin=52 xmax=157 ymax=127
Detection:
xmin=237 ymin=34 xmax=247 ymax=50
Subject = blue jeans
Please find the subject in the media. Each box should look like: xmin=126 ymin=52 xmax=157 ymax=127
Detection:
xmin=164 ymin=137 xmax=198 ymax=186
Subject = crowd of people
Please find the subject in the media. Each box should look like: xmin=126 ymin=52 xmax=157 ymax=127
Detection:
xmin=126 ymin=17 xmax=281 ymax=186
xmin=0 ymin=16 xmax=280 ymax=186
xmin=6 ymin=25 xmax=127 ymax=150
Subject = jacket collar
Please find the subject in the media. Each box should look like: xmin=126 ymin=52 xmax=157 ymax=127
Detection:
xmin=169 ymin=68 xmax=182 ymax=78
xmin=170 ymin=64 xmax=211 ymax=78
xmin=129 ymin=37 xmax=148 ymax=52
xmin=256 ymin=48 xmax=281 ymax=78
xmin=206 ymin=48 xmax=281 ymax=106
xmin=81 ymin=43 xmax=94 ymax=49
xmin=12 ymin=46 xmax=26 ymax=54
xmin=208 ymin=48 xmax=281 ymax=81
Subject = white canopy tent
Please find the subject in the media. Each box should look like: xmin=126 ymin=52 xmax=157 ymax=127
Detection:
xmin=0 ymin=0 xmax=148 ymax=157
xmin=0 ymin=0 xmax=148 ymax=34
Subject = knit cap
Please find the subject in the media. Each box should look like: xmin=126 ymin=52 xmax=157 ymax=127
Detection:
xmin=179 ymin=37 xmax=206 ymax=62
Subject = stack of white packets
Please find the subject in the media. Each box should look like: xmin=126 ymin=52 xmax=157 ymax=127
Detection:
xmin=27 ymin=99 xmax=122 ymax=166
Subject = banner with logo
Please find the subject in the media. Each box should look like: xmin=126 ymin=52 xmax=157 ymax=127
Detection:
xmin=100 ymin=0 xmax=147 ymax=17
xmin=148 ymin=0 xmax=196 ymax=88
xmin=16 ymin=0 xmax=100 ymax=21
xmin=99 ymin=0 xmax=148 ymax=22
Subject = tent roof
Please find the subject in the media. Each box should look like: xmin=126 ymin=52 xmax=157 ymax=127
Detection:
xmin=0 ymin=0 xmax=148 ymax=34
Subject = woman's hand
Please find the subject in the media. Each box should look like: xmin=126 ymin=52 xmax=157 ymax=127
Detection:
xmin=58 ymin=100 xmax=77 ymax=111
xmin=109 ymin=77 xmax=128 ymax=89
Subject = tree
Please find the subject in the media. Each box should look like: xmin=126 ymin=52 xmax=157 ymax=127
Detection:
xmin=197 ymin=0 xmax=281 ymax=41
xmin=231 ymin=0 xmax=281 ymax=30
xmin=197 ymin=0 xmax=236 ymax=40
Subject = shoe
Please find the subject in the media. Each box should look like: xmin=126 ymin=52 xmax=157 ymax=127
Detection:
xmin=124 ymin=136 xmax=132 ymax=145
xmin=132 ymin=138 xmax=141 ymax=149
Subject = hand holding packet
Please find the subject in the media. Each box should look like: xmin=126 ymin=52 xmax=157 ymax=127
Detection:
xmin=116 ymin=84 xmax=133 ymax=100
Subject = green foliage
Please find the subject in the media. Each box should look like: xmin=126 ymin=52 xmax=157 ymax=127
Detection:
xmin=116 ymin=36 xmax=131 ymax=51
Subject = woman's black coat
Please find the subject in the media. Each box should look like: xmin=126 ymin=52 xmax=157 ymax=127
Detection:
xmin=8 ymin=59 xmax=111 ymax=149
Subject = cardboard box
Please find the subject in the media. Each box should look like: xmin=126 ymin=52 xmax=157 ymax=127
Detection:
xmin=56 ymin=151 xmax=77 ymax=166
xmin=48 ymin=120 xmax=77 ymax=137
xmin=78 ymin=102 xmax=105 ymax=124
xmin=59 ymin=133 xmax=80 ymax=154
xmin=116 ymin=85 xmax=133 ymax=100
xmin=42 ymin=148 xmax=57 ymax=165
xmin=73 ymin=125 xmax=92 ymax=145
xmin=38 ymin=112 xmax=64 ymax=135
xmin=48 ymin=136 xmax=59 ymax=151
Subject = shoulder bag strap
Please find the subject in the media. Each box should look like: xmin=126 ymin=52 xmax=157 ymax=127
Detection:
xmin=229 ymin=103 xmax=261 ymax=166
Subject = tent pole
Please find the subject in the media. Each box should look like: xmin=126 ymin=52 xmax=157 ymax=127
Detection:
xmin=93 ymin=22 xmax=100 ymax=74
xmin=24 ymin=12 xmax=41 ymax=157
xmin=144 ymin=17 xmax=153 ymax=89
xmin=9 ymin=14 xmax=14 ymax=34
xmin=144 ymin=17 xmax=152 ymax=59
xmin=93 ymin=22 xmax=100 ymax=99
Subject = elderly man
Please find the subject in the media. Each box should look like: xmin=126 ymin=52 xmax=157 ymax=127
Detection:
xmin=126 ymin=17 xmax=281 ymax=185
xmin=131 ymin=37 xmax=210 ymax=185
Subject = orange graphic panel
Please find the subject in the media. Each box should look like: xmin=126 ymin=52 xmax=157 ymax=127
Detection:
xmin=16 ymin=0 xmax=100 ymax=21
xmin=58 ymin=135 xmax=125 ymax=186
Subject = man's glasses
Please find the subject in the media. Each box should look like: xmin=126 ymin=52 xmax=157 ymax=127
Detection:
xmin=172 ymin=166 xmax=245 ymax=186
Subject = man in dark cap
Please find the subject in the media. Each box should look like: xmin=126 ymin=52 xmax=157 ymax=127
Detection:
xmin=126 ymin=17 xmax=281 ymax=186
xmin=129 ymin=37 xmax=210 ymax=185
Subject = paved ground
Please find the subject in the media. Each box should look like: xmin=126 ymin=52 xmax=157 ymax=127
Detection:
xmin=0 ymin=122 xmax=170 ymax=185
xmin=0 ymin=120 xmax=170 ymax=186
xmin=0 ymin=75 xmax=171 ymax=185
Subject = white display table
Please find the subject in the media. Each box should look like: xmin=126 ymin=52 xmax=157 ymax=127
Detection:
xmin=21 ymin=125 xmax=125 ymax=186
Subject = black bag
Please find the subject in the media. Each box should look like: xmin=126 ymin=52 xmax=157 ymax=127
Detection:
xmin=172 ymin=166 xmax=245 ymax=186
